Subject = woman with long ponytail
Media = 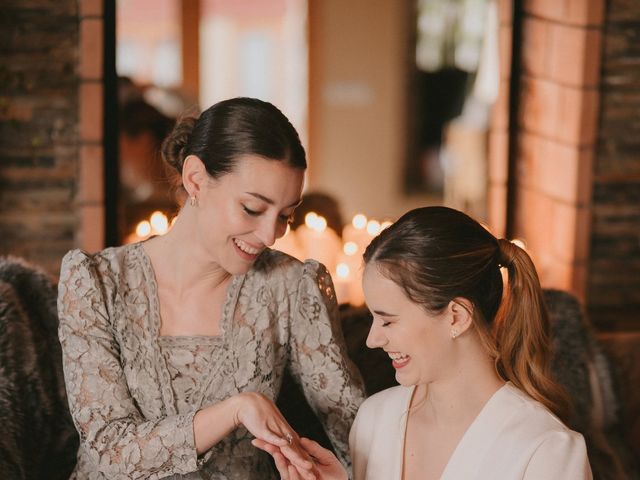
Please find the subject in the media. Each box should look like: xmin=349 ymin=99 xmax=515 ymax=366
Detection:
xmin=493 ymin=238 xmax=572 ymax=424
xmin=255 ymin=206 xmax=591 ymax=480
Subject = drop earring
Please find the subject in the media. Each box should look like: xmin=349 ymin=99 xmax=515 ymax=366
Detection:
xmin=190 ymin=195 xmax=198 ymax=207
xmin=451 ymin=329 xmax=458 ymax=339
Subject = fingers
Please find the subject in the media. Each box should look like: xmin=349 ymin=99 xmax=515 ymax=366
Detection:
xmin=252 ymin=438 xmax=279 ymax=455
xmin=252 ymin=435 xmax=313 ymax=470
xmin=253 ymin=439 xmax=295 ymax=478
xmin=288 ymin=463 xmax=317 ymax=480
xmin=274 ymin=451 xmax=293 ymax=478
xmin=253 ymin=439 xmax=315 ymax=480
xmin=263 ymin=430 xmax=289 ymax=447
xmin=288 ymin=464 xmax=302 ymax=480
xmin=240 ymin=393 xmax=294 ymax=447
xmin=299 ymin=437 xmax=339 ymax=466
xmin=279 ymin=444 xmax=314 ymax=471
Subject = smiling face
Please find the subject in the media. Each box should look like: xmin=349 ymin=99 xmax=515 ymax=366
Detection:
xmin=193 ymin=154 xmax=304 ymax=275
xmin=363 ymin=263 xmax=455 ymax=387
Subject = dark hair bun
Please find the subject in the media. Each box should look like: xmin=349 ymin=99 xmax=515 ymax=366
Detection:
xmin=161 ymin=116 xmax=196 ymax=174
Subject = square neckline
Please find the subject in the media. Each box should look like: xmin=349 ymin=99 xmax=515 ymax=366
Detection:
xmin=136 ymin=240 xmax=243 ymax=341
xmin=134 ymin=241 xmax=247 ymax=411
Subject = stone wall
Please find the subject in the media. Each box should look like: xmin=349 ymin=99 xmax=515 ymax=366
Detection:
xmin=588 ymin=0 xmax=640 ymax=329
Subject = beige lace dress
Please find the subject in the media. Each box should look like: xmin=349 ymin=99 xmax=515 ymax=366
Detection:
xmin=57 ymin=243 xmax=365 ymax=479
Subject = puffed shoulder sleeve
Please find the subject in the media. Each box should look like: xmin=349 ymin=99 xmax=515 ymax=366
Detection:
xmin=57 ymin=250 xmax=203 ymax=479
xmin=524 ymin=430 xmax=593 ymax=479
xmin=288 ymin=260 xmax=366 ymax=468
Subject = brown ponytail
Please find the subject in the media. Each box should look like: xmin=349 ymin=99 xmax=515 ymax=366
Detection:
xmin=493 ymin=239 xmax=572 ymax=424
xmin=364 ymin=207 xmax=573 ymax=425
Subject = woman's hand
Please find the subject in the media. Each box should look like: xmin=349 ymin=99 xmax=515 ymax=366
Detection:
xmin=232 ymin=392 xmax=313 ymax=471
xmin=253 ymin=437 xmax=348 ymax=480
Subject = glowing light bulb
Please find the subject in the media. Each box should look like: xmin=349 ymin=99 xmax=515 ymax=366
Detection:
xmin=336 ymin=263 xmax=350 ymax=279
xmin=306 ymin=212 xmax=327 ymax=232
xmin=316 ymin=216 xmax=327 ymax=232
xmin=352 ymin=214 xmax=367 ymax=230
xmin=366 ymin=220 xmax=381 ymax=236
xmin=136 ymin=220 xmax=151 ymax=238
xmin=305 ymin=212 xmax=318 ymax=227
xmin=150 ymin=211 xmax=169 ymax=234
xmin=343 ymin=241 xmax=358 ymax=256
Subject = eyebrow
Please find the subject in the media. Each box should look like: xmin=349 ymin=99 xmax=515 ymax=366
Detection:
xmin=372 ymin=310 xmax=397 ymax=317
xmin=246 ymin=192 xmax=302 ymax=208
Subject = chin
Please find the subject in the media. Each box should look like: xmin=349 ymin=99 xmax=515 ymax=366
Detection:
xmin=395 ymin=372 xmax=419 ymax=387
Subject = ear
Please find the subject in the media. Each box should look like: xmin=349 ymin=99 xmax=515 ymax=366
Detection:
xmin=181 ymin=155 xmax=209 ymax=198
xmin=447 ymin=297 xmax=474 ymax=339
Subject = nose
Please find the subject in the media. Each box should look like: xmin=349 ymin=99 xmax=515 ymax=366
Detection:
xmin=366 ymin=321 xmax=387 ymax=349
xmin=256 ymin=217 xmax=279 ymax=247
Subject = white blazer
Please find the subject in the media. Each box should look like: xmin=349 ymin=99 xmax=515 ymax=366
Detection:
xmin=349 ymin=383 xmax=592 ymax=480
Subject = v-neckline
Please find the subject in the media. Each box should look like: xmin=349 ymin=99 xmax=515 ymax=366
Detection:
xmin=399 ymin=383 xmax=509 ymax=480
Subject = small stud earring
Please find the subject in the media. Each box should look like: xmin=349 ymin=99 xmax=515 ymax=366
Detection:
xmin=451 ymin=329 xmax=458 ymax=339
xmin=190 ymin=195 xmax=198 ymax=207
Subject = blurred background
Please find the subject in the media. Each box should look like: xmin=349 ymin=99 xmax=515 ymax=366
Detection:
xmin=1 ymin=0 xmax=639 ymax=475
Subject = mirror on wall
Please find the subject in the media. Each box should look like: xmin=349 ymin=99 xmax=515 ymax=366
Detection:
xmin=115 ymin=0 xmax=308 ymax=244
xmin=405 ymin=0 xmax=498 ymax=221
xmin=113 ymin=0 xmax=498 ymax=243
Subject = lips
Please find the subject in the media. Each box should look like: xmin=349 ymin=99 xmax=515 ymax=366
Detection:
xmin=388 ymin=352 xmax=410 ymax=369
xmin=233 ymin=238 xmax=262 ymax=261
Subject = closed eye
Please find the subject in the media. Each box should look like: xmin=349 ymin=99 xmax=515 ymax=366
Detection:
xmin=370 ymin=310 xmax=396 ymax=327
xmin=242 ymin=205 xmax=261 ymax=216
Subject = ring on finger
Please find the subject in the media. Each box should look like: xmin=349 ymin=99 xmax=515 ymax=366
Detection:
xmin=284 ymin=432 xmax=293 ymax=445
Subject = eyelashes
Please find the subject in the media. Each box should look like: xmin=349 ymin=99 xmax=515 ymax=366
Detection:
xmin=242 ymin=205 xmax=293 ymax=224
xmin=242 ymin=206 xmax=259 ymax=216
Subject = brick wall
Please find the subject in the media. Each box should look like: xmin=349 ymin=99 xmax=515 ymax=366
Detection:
xmin=487 ymin=0 xmax=512 ymax=238
xmin=77 ymin=0 xmax=106 ymax=257
xmin=489 ymin=0 xmax=639 ymax=329
xmin=513 ymin=0 xmax=604 ymax=301
xmin=0 ymin=0 xmax=105 ymax=276
xmin=588 ymin=0 xmax=640 ymax=329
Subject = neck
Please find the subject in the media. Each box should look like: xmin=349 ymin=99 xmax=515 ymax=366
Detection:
xmin=144 ymin=209 xmax=231 ymax=293
xmin=416 ymin=335 xmax=504 ymax=426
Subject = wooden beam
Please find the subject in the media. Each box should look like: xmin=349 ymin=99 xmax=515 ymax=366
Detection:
xmin=181 ymin=0 xmax=200 ymax=102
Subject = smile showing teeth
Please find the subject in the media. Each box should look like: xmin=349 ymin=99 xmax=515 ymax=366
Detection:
xmin=388 ymin=352 xmax=410 ymax=369
xmin=234 ymin=239 xmax=261 ymax=255
xmin=388 ymin=352 xmax=410 ymax=361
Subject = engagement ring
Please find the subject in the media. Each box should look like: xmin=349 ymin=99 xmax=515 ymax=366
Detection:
xmin=285 ymin=432 xmax=293 ymax=445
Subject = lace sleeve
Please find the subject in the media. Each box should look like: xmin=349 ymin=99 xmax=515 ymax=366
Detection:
xmin=57 ymin=250 xmax=201 ymax=479
xmin=288 ymin=260 xmax=366 ymax=469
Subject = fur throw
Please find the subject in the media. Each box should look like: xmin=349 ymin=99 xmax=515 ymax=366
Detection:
xmin=545 ymin=289 xmax=634 ymax=480
xmin=0 ymin=256 xmax=78 ymax=479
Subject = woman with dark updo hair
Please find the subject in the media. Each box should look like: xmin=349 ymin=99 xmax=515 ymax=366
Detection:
xmin=57 ymin=98 xmax=365 ymax=479
xmin=256 ymin=206 xmax=592 ymax=480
